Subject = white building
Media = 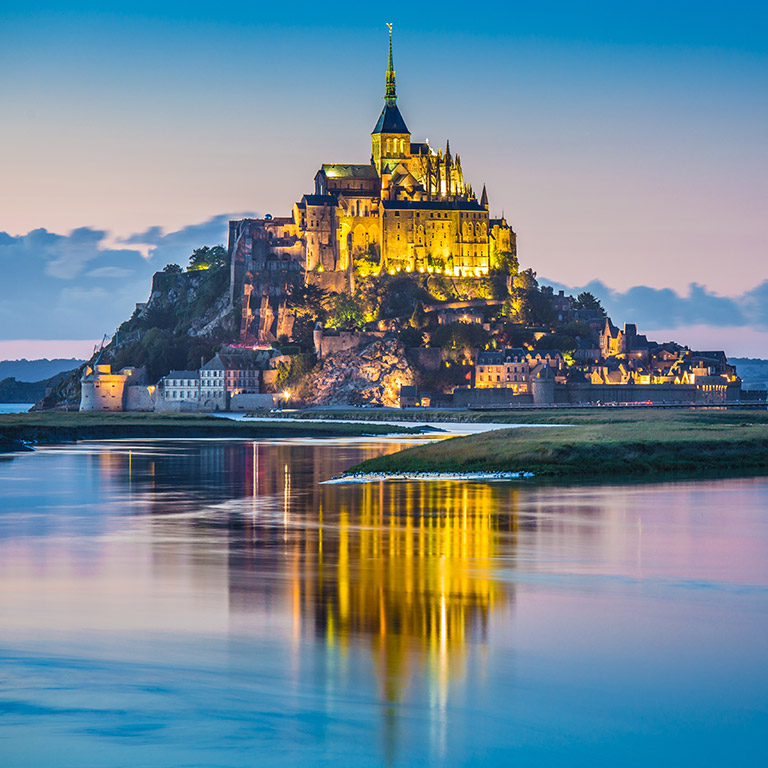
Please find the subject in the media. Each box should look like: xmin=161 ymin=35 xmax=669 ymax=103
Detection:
xmin=161 ymin=370 xmax=200 ymax=403
xmin=199 ymin=359 xmax=227 ymax=411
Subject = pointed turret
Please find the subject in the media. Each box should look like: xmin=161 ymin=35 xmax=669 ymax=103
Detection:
xmin=480 ymin=184 xmax=489 ymax=210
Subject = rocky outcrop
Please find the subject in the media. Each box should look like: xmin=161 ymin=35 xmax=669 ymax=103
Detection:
xmin=305 ymin=338 xmax=415 ymax=407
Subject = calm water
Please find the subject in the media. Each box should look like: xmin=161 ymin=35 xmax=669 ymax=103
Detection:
xmin=0 ymin=403 xmax=32 ymax=414
xmin=1 ymin=437 xmax=767 ymax=767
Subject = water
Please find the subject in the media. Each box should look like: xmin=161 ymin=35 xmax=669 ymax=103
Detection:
xmin=1 ymin=438 xmax=767 ymax=767
xmin=0 ymin=403 xmax=33 ymax=414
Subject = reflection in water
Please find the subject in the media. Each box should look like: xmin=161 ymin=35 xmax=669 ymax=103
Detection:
xmin=2 ymin=439 xmax=768 ymax=766
xmin=98 ymin=440 xmax=518 ymax=759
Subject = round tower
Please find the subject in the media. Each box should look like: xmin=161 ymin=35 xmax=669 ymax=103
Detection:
xmin=313 ymin=322 xmax=324 ymax=358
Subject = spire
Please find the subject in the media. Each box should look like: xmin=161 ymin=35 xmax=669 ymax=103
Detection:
xmin=480 ymin=184 xmax=489 ymax=209
xmin=385 ymin=23 xmax=397 ymax=106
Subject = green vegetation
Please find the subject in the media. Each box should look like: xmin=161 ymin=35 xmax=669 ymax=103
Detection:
xmin=0 ymin=412 xmax=430 ymax=451
xmin=106 ymin=265 xmax=234 ymax=381
xmin=347 ymin=409 xmax=768 ymax=480
xmin=574 ymin=290 xmax=606 ymax=316
xmin=0 ymin=377 xmax=47 ymax=404
xmin=187 ymin=245 xmax=228 ymax=271
xmin=274 ymin=354 xmax=315 ymax=395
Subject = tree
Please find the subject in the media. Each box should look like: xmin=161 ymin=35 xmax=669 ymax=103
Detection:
xmin=325 ymin=293 xmax=366 ymax=330
xmin=514 ymin=268 xmax=538 ymax=291
xmin=409 ymin=300 xmax=428 ymax=329
xmin=163 ymin=263 xmax=182 ymax=274
xmin=399 ymin=326 xmax=425 ymax=348
xmin=535 ymin=332 xmax=578 ymax=357
xmin=188 ymin=245 xmax=228 ymax=271
xmin=574 ymin=291 xmax=606 ymax=316
xmin=431 ymin=322 xmax=489 ymax=353
xmin=494 ymin=250 xmax=519 ymax=276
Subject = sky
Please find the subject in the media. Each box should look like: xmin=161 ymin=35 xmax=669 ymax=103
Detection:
xmin=1 ymin=1 xmax=767 ymax=359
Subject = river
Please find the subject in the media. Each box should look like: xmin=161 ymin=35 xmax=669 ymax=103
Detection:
xmin=1 ymin=437 xmax=766 ymax=766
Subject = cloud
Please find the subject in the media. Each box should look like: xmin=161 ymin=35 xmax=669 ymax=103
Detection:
xmin=540 ymin=277 xmax=768 ymax=331
xmin=121 ymin=212 xmax=256 ymax=267
xmin=86 ymin=266 xmax=134 ymax=278
xmin=0 ymin=214 xmax=250 ymax=341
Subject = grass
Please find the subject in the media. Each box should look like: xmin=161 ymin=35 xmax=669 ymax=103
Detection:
xmin=0 ymin=411 xmax=426 ymax=448
xmin=347 ymin=409 xmax=768 ymax=480
xmin=280 ymin=406 xmax=768 ymax=426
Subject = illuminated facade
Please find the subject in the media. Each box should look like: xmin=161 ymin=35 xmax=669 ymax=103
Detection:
xmin=230 ymin=28 xmax=517 ymax=342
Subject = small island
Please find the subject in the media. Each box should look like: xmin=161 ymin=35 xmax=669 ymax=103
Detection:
xmin=344 ymin=409 xmax=768 ymax=481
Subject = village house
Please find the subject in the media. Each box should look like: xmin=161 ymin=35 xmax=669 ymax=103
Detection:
xmin=161 ymin=370 xmax=200 ymax=404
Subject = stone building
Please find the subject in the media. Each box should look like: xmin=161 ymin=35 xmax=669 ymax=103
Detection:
xmin=80 ymin=365 xmax=149 ymax=412
xmin=161 ymin=370 xmax=200 ymax=405
xmin=475 ymin=349 xmax=531 ymax=394
xmin=229 ymin=28 xmax=516 ymax=343
xmin=202 ymin=351 xmax=260 ymax=399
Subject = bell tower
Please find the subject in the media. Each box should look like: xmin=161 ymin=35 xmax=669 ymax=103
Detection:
xmin=371 ymin=24 xmax=411 ymax=174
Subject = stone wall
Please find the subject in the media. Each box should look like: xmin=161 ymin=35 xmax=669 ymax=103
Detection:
xmin=454 ymin=382 xmax=744 ymax=406
xmin=230 ymin=393 xmax=275 ymax=411
xmin=453 ymin=386 xmax=532 ymax=407
xmin=125 ymin=385 xmax=154 ymax=412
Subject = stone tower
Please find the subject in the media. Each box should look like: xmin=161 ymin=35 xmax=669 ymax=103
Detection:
xmin=371 ymin=25 xmax=411 ymax=174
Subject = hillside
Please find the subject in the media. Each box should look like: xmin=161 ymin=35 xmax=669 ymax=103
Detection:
xmin=0 ymin=370 xmax=74 ymax=404
xmin=34 ymin=263 xmax=235 ymax=410
xmin=729 ymin=358 xmax=768 ymax=390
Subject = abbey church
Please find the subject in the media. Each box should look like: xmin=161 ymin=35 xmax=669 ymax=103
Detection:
xmin=229 ymin=29 xmax=516 ymax=343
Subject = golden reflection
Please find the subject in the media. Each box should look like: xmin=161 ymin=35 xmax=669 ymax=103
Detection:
xmin=106 ymin=441 xmax=516 ymax=714
xmin=296 ymin=480 xmax=517 ymax=705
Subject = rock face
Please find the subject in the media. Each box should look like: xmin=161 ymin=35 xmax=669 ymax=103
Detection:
xmin=306 ymin=338 xmax=415 ymax=407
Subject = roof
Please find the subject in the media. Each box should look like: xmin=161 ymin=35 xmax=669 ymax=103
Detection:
xmin=301 ymin=194 xmax=337 ymax=207
xmin=320 ymin=164 xmax=379 ymax=179
xmin=166 ymin=370 xmax=199 ymax=379
xmin=372 ymin=103 xmax=409 ymax=135
xmin=478 ymin=348 xmax=527 ymax=364
xmin=410 ymin=142 xmax=431 ymax=155
xmin=400 ymin=385 xmax=418 ymax=397
xmin=202 ymin=353 xmax=258 ymax=371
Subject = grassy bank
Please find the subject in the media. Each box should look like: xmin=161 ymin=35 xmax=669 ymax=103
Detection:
xmin=347 ymin=409 xmax=768 ymax=480
xmin=0 ymin=412 xmax=428 ymax=451
xmin=274 ymin=406 xmax=767 ymax=426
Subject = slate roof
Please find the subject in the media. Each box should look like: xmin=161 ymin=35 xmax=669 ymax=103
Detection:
xmin=301 ymin=194 xmax=337 ymax=207
xmin=372 ymin=103 xmax=409 ymax=135
xmin=166 ymin=370 xmax=199 ymax=379
xmin=478 ymin=348 xmax=527 ymax=365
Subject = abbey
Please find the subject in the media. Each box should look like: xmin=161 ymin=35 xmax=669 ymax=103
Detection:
xmin=229 ymin=29 xmax=516 ymax=343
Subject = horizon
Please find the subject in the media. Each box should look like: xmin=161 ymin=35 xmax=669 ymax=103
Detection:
xmin=1 ymin=2 xmax=766 ymax=357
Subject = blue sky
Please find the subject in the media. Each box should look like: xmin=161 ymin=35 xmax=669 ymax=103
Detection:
xmin=1 ymin=2 xmax=767 ymax=357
